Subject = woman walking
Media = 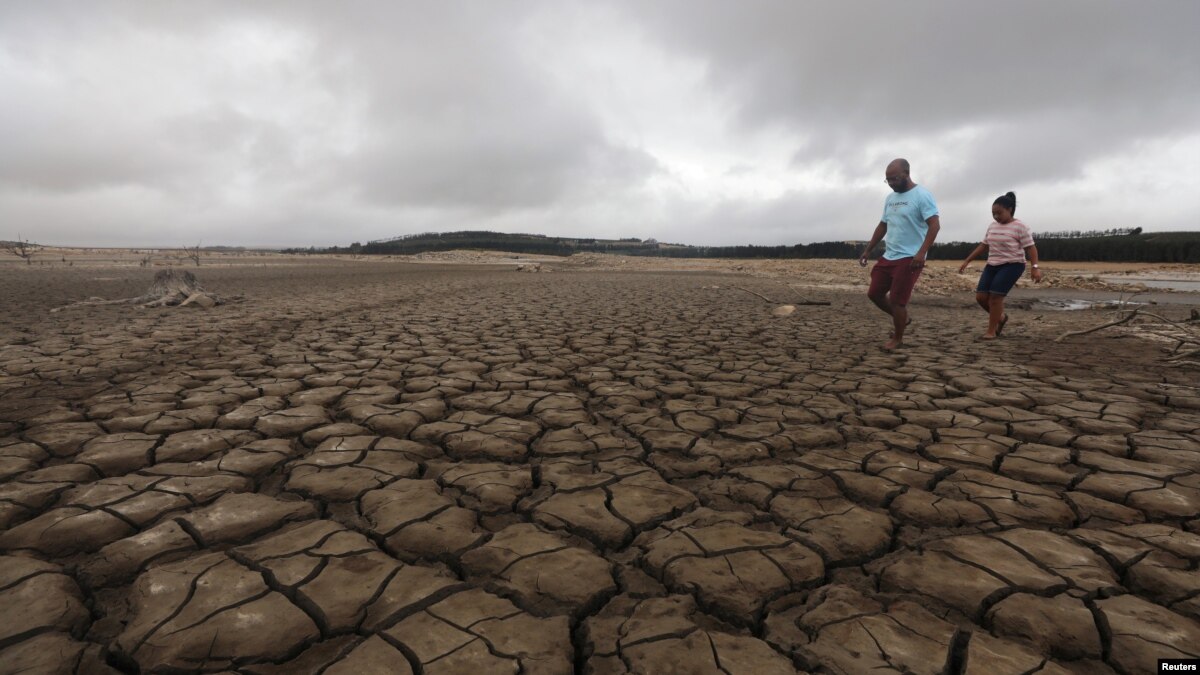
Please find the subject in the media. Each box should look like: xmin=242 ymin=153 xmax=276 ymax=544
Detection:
xmin=958 ymin=192 xmax=1043 ymax=339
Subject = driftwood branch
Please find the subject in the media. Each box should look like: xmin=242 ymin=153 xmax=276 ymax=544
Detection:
xmin=1054 ymin=308 xmax=1140 ymax=342
xmin=732 ymin=286 xmax=778 ymax=304
xmin=1166 ymin=350 xmax=1200 ymax=362
xmin=1055 ymin=305 xmax=1200 ymax=369
xmin=774 ymin=280 xmax=833 ymax=306
xmin=732 ymin=285 xmax=831 ymax=306
xmin=1124 ymin=310 xmax=1199 ymax=327
xmin=1052 ymin=291 xmax=1200 ymax=368
xmin=1120 ymin=310 xmax=1200 ymax=346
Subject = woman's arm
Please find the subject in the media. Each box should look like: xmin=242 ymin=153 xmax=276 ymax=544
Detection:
xmin=1026 ymin=244 xmax=1043 ymax=283
xmin=958 ymin=243 xmax=988 ymax=273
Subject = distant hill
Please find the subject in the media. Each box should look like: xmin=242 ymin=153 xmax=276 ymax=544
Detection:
xmin=363 ymin=231 xmax=659 ymax=257
xmin=290 ymin=230 xmax=869 ymax=260
xmin=285 ymin=229 xmax=1200 ymax=263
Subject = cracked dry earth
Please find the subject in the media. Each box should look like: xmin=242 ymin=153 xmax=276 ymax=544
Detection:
xmin=1 ymin=261 xmax=1199 ymax=675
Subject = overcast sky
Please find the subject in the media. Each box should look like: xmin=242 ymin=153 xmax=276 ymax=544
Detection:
xmin=2 ymin=1 xmax=1198 ymax=248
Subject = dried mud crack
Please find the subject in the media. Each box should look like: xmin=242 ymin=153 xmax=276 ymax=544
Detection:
xmin=1 ymin=260 xmax=1198 ymax=674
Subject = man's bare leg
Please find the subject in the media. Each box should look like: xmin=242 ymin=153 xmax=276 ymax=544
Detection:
xmin=884 ymin=301 xmax=908 ymax=350
xmin=868 ymin=291 xmax=892 ymax=316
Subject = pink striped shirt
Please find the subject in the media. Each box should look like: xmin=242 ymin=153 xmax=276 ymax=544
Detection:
xmin=985 ymin=218 xmax=1034 ymax=265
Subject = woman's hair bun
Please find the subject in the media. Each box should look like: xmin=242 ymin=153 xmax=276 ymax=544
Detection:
xmin=994 ymin=191 xmax=1017 ymax=215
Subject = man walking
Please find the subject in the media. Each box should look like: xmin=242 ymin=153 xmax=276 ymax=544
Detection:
xmin=858 ymin=158 xmax=941 ymax=350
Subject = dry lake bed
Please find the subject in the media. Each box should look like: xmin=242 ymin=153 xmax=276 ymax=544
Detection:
xmin=1 ymin=257 xmax=1198 ymax=674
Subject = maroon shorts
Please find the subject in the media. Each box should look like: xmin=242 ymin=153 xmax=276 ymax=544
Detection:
xmin=868 ymin=257 xmax=923 ymax=306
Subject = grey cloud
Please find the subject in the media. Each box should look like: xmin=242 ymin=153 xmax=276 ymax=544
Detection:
xmin=342 ymin=88 xmax=659 ymax=210
xmin=628 ymin=0 xmax=1200 ymax=179
xmin=0 ymin=1 xmax=1196 ymax=247
xmin=631 ymin=1 xmax=1200 ymax=129
xmin=657 ymin=187 xmax=881 ymax=247
xmin=0 ymin=6 xmax=298 ymax=194
xmin=304 ymin=3 xmax=660 ymax=210
xmin=0 ymin=1 xmax=658 ymax=229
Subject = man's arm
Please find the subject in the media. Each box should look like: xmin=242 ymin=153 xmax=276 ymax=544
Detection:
xmin=911 ymin=215 xmax=940 ymax=268
xmin=859 ymin=221 xmax=887 ymax=263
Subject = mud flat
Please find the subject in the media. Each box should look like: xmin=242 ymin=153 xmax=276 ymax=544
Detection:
xmin=2 ymin=259 xmax=1199 ymax=674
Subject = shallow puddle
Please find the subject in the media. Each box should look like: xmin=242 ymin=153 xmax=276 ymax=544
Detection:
xmin=1032 ymin=298 xmax=1147 ymax=311
xmin=1100 ymin=274 xmax=1200 ymax=292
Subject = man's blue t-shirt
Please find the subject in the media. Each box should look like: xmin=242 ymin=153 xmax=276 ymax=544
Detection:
xmin=880 ymin=185 xmax=938 ymax=260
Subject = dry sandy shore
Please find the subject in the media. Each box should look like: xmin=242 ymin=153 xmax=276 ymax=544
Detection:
xmin=1 ymin=257 xmax=1199 ymax=673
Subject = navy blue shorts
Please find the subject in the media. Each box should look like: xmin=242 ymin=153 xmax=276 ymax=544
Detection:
xmin=976 ymin=262 xmax=1025 ymax=295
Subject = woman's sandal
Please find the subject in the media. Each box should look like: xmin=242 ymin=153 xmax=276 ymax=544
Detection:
xmin=996 ymin=314 xmax=1009 ymax=336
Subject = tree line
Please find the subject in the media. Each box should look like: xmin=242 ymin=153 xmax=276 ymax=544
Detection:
xmin=283 ymin=229 xmax=1200 ymax=263
xmin=932 ymin=230 xmax=1200 ymax=263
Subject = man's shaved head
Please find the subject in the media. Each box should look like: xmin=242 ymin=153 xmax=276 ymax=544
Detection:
xmin=885 ymin=158 xmax=914 ymax=193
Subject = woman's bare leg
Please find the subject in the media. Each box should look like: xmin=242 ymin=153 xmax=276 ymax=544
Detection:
xmin=986 ymin=294 xmax=1006 ymax=337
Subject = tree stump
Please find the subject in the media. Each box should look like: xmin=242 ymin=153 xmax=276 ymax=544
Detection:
xmin=50 ymin=269 xmax=225 ymax=312
xmin=137 ymin=269 xmax=210 ymax=307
